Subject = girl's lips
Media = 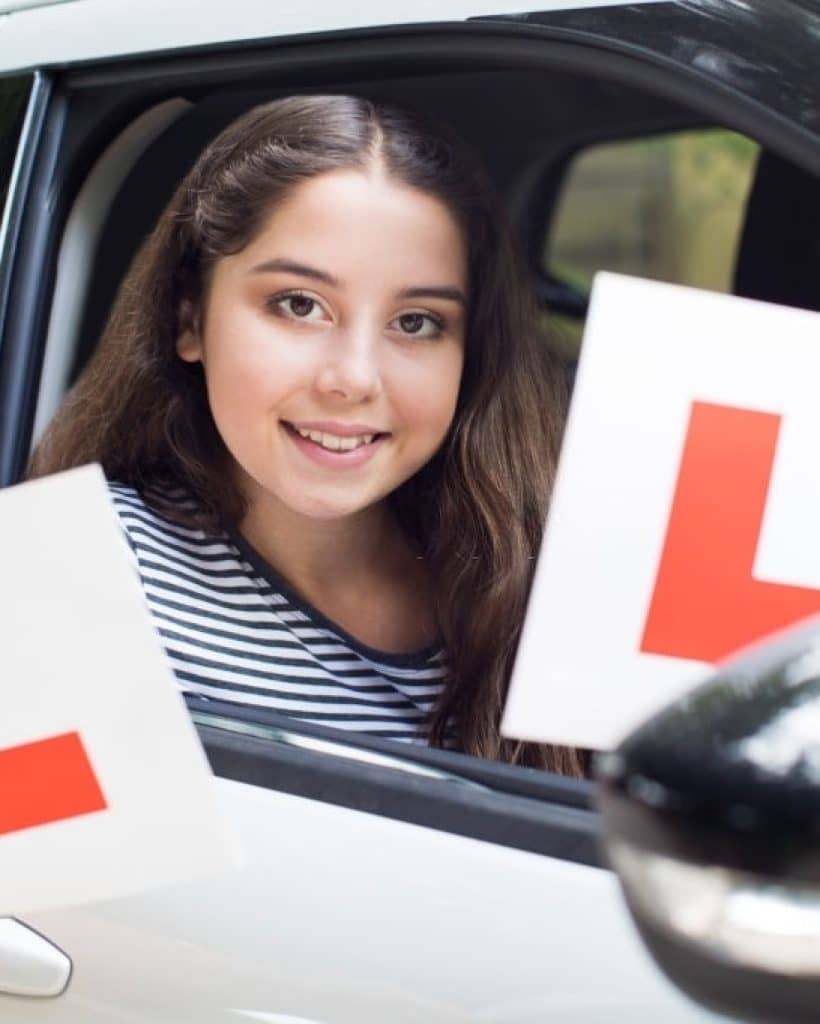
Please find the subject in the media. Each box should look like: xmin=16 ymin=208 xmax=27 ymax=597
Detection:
xmin=282 ymin=421 xmax=388 ymax=469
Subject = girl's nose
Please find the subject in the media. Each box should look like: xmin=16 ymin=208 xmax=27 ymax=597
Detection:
xmin=314 ymin=324 xmax=383 ymax=402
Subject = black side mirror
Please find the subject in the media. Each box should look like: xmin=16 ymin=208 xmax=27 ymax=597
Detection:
xmin=597 ymin=618 xmax=820 ymax=1024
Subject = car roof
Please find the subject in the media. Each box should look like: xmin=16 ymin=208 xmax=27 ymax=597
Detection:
xmin=0 ymin=0 xmax=668 ymax=74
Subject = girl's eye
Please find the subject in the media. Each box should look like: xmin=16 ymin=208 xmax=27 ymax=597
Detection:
xmin=271 ymin=293 xmax=327 ymax=322
xmin=391 ymin=311 xmax=445 ymax=339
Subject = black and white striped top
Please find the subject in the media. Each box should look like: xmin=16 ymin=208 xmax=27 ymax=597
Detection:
xmin=109 ymin=482 xmax=449 ymax=744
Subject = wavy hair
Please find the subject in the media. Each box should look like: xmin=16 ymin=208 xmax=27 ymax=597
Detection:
xmin=29 ymin=95 xmax=590 ymax=777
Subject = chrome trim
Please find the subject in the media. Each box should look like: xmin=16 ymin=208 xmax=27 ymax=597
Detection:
xmin=191 ymin=711 xmax=489 ymax=791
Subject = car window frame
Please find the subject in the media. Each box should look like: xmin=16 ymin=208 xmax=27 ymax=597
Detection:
xmin=193 ymin=698 xmax=602 ymax=865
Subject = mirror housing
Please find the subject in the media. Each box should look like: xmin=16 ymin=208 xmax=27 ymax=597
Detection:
xmin=597 ymin=617 xmax=820 ymax=1024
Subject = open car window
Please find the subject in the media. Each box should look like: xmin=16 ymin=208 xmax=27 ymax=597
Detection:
xmin=0 ymin=6 xmax=817 ymax=849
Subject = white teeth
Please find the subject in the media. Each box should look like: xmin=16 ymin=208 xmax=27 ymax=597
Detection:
xmin=292 ymin=426 xmax=376 ymax=452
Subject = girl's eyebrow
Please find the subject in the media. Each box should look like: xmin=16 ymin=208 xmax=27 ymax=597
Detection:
xmin=399 ymin=286 xmax=466 ymax=307
xmin=250 ymin=258 xmax=338 ymax=285
xmin=250 ymin=258 xmax=466 ymax=306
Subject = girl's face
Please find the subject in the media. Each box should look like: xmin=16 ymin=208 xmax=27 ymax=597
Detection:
xmin=177 ymin=167 xmax=467 ymax=522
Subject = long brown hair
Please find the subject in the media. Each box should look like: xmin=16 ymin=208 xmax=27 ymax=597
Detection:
xmin=30 ymin=95 xmax=590 ymax=777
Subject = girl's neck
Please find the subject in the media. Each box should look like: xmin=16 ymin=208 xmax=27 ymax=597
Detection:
xmin=238 ymin=487 xmax=407 ymax=597
xmin=235 ymin=476 xmax=437 ymax=654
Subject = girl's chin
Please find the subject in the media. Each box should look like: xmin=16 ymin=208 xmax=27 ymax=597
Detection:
xmin=292 ymin=496 xmax=387 ymax=521
xmin=247 ymin=487 xmax=389 ymax=523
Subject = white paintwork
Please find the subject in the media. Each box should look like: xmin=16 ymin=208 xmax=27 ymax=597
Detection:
xmin=4 ymin=777 xmax=724 ymax=1022
xmin=0 ymin=0 xmax=73 ymax=13
xmin=0 ymin=0 xmax=668 ymax=75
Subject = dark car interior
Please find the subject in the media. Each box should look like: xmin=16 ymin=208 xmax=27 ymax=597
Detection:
xmin=734 ymin=150 xmax=820 ymax=315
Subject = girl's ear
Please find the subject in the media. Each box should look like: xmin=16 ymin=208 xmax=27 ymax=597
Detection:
xmin=176 ymin=299 xmax=203 ymax=363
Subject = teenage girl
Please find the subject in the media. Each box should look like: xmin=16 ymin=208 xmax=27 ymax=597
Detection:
xmin=30 ymin=95 xmax=588 ymax=777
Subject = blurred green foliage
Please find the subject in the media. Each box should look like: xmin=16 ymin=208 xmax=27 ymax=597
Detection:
xmin=544 ymin=129 xmax=760 ymax=360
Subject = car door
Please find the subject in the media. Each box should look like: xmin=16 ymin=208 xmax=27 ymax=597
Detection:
xmin=8 ymin=708 xmax=715 ymax=1024
xmin=1 ymin=2 xmax=818 ymax=1021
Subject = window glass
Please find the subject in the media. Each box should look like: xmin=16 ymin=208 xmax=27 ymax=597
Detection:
xmin=544 ymin=129 xmax=759 ymax=358
xmin=0 ymin=75 xmax=32 ymax=227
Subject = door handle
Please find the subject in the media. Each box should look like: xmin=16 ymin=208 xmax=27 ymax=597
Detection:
xmin=0 ymin=918 xmax=71 ymax=997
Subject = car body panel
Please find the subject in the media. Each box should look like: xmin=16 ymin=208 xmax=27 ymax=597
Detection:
xmin=0 ymin=0 xmax=668 ymax=75
xmin=7 ymin=779 xmax=720 ymax=1023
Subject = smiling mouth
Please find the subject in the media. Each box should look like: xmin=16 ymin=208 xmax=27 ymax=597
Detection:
xmin=282 ymin=421 xmax=388 ymax=453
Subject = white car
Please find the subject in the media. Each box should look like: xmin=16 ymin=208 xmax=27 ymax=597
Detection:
xmin=1 ymin=1 xmax=818 ymax=1020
